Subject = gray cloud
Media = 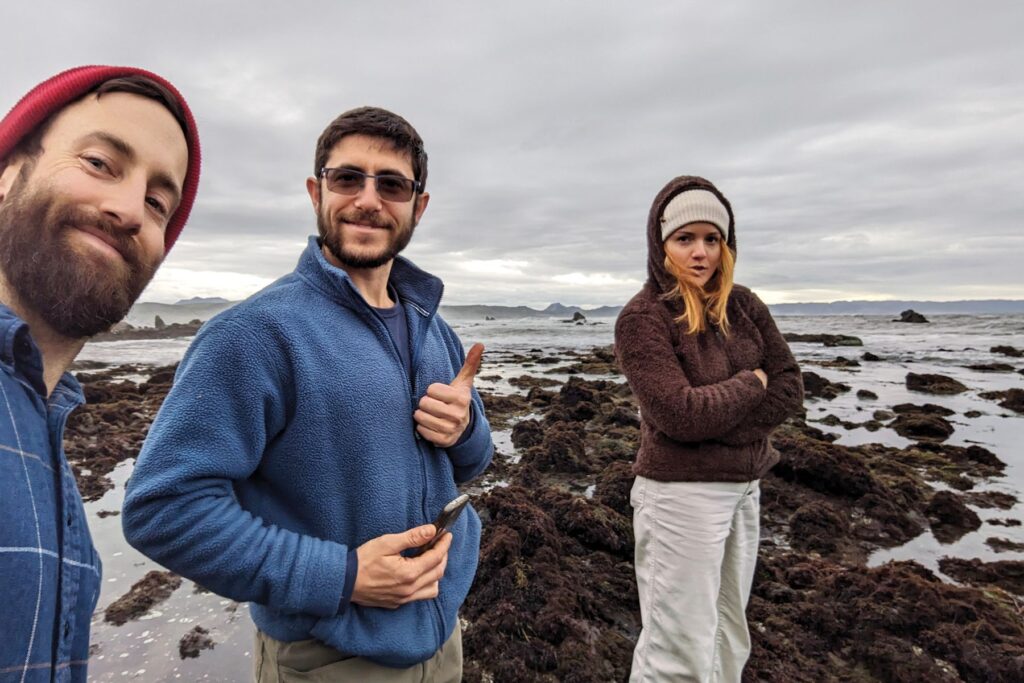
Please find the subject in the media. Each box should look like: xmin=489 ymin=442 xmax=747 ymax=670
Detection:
xmin=3 ymin=0 xmax=1021 ymax=305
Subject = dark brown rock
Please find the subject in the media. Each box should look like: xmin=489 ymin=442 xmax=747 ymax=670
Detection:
xmin=479 ymin=391 xmax=531 ymax=429
xmin=592 ymin=461 xmax=635 ymax=517
xmin=104 ymin=570 xmax=182 ymax=625
xmin=510 ymin=419 xmax=544 ymax=449
xmin=784 ymin=333 xmax=863 ymax=347
xmin=990 ymin=518 xmax=1022 ymax=527
xmin=979 ymin=388 xmax=1024 ymax=414
xmin=890 ymin=413 xmax=954 ymax=442
xmin=962 ymin=491 xmax=1017 ymax=510
xmin=905 ymin=373 xmax=968 ymax=395
xmin=179 ymin=625 xmax=215 ymax=659
xmin=925 ymin=492 xmax=982 ymax=543
xmin=746 ymin=555 xmax=1024 ymax=683
xmin=938 ymin=557 xmax=1024 ymax=595
xmin=508 ymin=375 xmax=560 ymax=390
xmin=802 ymin=372 xmax=851 ymax=400
xmin=65 ymin=366 xmax=179 ymax=502
xmin=892 ymin=402 xmax=955 ymax=416
xmin=965 ymin=362 xmax=1015 ymax=373
xmin=789 ymin=501 xmax=850 ymax=553
xmin=521 ymin=423 xmax=588 ymax=474
xmin=894 ymin=309 xmax=928 ymax=323
xmin=986 ymin=537 xmax=1024 ymax=553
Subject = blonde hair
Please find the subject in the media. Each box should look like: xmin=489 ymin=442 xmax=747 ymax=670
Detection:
xmin=663 ymin=245 xmax=735 ymax=335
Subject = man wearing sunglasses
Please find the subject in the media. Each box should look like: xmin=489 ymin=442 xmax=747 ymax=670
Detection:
xmin=123 ymin=107 xmax=493 ymax=681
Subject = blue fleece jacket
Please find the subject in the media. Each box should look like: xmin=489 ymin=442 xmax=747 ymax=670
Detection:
xmin=122 ymin=238 xmax=493 ymax=667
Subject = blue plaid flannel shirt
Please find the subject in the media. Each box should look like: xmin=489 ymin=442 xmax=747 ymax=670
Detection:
xmin=0 ymin=305 xmax=100 ymax=682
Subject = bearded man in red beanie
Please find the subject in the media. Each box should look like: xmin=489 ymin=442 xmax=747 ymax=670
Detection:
xmin=0 ymin=66 xmax=201 ymax=681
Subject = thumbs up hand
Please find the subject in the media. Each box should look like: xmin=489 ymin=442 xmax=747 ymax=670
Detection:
xmin=414 ymin=343 xmax=484 ymax=447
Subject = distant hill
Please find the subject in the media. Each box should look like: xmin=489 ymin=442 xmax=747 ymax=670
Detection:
xmin=441 ymin=303 xmax=622 ymax=320
xmin=125 ymin=300 xmax=237 ymax=327
xmin=768 ymin=299 xmax=1024 ymax=316
xmin=124 ymin=298 xmax=1024 ymax=328
xmin=174 ymin=296 xmax=230 ymax=305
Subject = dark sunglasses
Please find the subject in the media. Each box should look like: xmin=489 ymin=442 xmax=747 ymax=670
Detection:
xmin=319 ymin=167 xmax=420 ymax=203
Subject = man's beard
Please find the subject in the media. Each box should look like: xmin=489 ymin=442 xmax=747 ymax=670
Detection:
xmin=317 ymin=204 xmax=415 ymax=270
xmin=0 ymin=167 xmax=160 ymax=338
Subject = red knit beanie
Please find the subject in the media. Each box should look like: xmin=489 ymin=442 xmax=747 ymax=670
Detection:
xmin=0 ymin=65 xmax=201 ymax=252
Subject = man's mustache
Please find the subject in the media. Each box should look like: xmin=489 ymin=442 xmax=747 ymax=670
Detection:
xmin=336 ymin=209 xmax=394 ymax=230
xmin=55 ymin=205 xmax=140 ymax=266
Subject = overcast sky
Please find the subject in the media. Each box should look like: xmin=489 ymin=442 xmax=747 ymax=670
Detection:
xmin=3 ymin=1 xmax=1022 ymax=306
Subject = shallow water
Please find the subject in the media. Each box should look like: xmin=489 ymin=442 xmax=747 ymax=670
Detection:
xmin=77 ymin=314 xmax=1023 ymax=680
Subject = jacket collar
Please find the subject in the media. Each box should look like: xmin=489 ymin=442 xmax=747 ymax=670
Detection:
xmin=0 ymin=303 xmax=83 ymax=402
xmin=296 ymin=236 xmax=444 ymax=318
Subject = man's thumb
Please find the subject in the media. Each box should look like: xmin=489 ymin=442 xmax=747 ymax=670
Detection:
xmin=452 ymin=343 xmax=484 ymax=387
xmin=376 ymin=524 xmax=437 ymax=554
xmin=408 ymin=524 xmax=439 ymax=547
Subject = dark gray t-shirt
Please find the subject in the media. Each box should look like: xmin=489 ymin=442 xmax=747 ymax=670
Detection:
xmin=373 ymin=291 xmax=411 ymax=374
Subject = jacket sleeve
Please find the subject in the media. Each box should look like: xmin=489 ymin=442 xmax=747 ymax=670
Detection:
xmin=438 ymin=321 xmax=493 ymax=483
xmin=121 ymin=318 xmax=348 ymax=617
xmin=614 ymin=307 xmax=766 ymax=443
xmin=717 ymin=294 xmax=804 ymax=446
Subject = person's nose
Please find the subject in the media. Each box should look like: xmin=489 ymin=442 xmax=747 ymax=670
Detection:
xmin=691 ymin=241 xmax=707 ymax=260
xmin=353 ymin=176 xmax=383 ymax=212
xmin=98 ymin=176 xmax=144 ymax=235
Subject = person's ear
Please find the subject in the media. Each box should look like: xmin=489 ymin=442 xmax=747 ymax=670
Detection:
xmin=0 ymin=157 xmax=27 ymax=204
xmin=306 ymin=176 xmax=321 ymax=211
xmin=413 ymin=191 xmax=430 ymax=224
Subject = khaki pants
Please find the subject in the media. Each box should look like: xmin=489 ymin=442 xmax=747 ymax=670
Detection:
xmin=629 ymin=477 xmax=760 ymax=683
xmin=254 ymin=625 xmax=462 ymax=682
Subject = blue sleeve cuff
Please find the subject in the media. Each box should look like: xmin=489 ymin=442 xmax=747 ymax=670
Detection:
xmin=338 ymin=549 xmax=359 ymax=613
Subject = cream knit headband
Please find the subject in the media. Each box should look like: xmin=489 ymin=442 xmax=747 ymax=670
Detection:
xmin=660 ymin=189 xmax=730 ymax=242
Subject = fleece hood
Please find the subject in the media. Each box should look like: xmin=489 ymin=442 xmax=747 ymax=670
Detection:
xmin=646 ymin=175 xmax=736 ymax=295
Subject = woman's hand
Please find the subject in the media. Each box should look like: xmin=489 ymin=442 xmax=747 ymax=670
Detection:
xmin=753 ymin=369 xmax=768 ymax=388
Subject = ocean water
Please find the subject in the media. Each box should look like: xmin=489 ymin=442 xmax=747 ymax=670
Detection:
xmin=77 ymin=313 xmax=1023 ymax=680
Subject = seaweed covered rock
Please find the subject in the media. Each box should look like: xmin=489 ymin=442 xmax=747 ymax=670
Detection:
xmin=892 ymin=402 xmax=955 ymax=416
xmin=991 ymin=345 xmax=1022 ymax=358
xmin=769 ymin=425 xmax=926 ymax=549
xmin=890 ymin=413 xmax=955 ymax=442
xmin=746 ymin=554 xmax=1024 ymax=683
xmin=979 ymin=388 xmax=1024 ymax=414
xmin=510 ymin=419 xmax=544 ymax=449
xmin=65 ymin=366 xmax=179 ymax=502
xmin=938 ymin=557 xmax=1024 ymax=595
xmin=104 ymin=570 xmax=182 ymax=626
xmin=925 ymin=491 xmax=982 ymax=543
xmin=784 ymin=333 xmax=863 ymax=347
xmin=906 ymin=373 xmax=968 ymax=395
xmin=801 ymin=371 xmax=851 ymax=400
xmin=521 ymin=422 xmax=589 ymax=474
xmin=179 ymin=625 xmax=215 ymax=659
xmin=788 ymin=501 xmax=851 ymax=554
xmin=479 ymin=391 xmax=531 ymax=429
xmin=593 ymin=461 xmax=635 ymax=517
xmin=463 ymin=486 xmax=638 ymax=683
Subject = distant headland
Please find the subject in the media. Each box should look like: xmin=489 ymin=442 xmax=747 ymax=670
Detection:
xmin=120 ymin=298 xmax=1024 ymax=329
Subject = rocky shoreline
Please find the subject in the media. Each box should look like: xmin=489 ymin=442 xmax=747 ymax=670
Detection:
xmin=65 ymin=345 xmax=1024 ymax=681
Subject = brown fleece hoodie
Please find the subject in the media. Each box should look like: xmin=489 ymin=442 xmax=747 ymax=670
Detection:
xmin=614 ymin=176 xmax=803 ymax=482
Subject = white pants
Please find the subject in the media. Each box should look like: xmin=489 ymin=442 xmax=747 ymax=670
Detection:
xmin=629 ymin=476 xmax=761 ymax=683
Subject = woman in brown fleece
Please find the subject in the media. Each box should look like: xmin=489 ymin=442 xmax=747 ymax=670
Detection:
xmin=615 ymin=176 xmax=803 ymax=682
